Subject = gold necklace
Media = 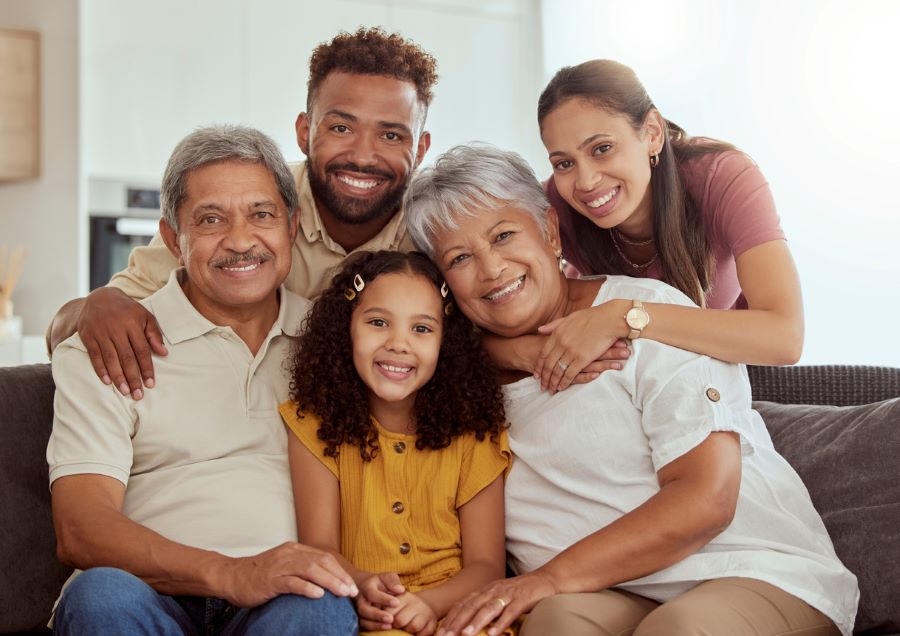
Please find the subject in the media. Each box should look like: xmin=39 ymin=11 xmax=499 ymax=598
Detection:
xmin=610 ymin=230 xmax=658 ymax=270
xmin=612 ymin=228 xmax=654 ymax=247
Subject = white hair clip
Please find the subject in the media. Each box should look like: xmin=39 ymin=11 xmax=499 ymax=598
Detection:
xmin=344 ymin=274 xmax=366 ymax=301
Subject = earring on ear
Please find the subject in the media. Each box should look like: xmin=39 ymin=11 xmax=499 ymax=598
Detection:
xmin=556 ymin=250 xmax=566 ymax=274
xmin=440 ymin=282 xmax=449 ymax=299
xmin=649 ymin=152 xmax=660 ymax=168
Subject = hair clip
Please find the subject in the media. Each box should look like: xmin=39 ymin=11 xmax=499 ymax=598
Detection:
xmin=344 ymin=274 xmax=366 ymax=301
xmin=440 ymin=282 xmax=449 ymax=298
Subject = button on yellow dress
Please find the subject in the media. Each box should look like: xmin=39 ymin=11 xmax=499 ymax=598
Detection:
xmin=280 ymin=403 xmax=514 ymax=635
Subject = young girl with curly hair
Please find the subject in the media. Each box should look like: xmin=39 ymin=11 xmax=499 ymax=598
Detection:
xmin=279 ymin=250 xmax=511 ymax=636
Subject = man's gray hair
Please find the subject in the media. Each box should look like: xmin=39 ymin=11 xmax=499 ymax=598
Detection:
xmin=160 ymin=124 xmax=298 ymax=229
xmin=404 ymin=143 xmax=550 ymax=258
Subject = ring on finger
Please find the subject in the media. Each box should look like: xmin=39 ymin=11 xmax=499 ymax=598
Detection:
xmin=557 ymin=360 xmax=569 ymax=372
xmin=494 ymin=597 xmax=508 ymax=609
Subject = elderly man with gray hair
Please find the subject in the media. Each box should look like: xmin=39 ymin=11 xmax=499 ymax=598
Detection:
xmin=46 ymin=125 xmax=359 ymax=636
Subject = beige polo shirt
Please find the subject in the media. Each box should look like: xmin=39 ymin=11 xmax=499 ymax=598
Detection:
xmin=47 ymin=269 xmax=311 ymax=557
xmin=109 ymin=161 xmax=414 ymax=300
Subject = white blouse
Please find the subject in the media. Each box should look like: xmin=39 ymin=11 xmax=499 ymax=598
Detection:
xmin=503 ymin=276 xmax=859 ymax=636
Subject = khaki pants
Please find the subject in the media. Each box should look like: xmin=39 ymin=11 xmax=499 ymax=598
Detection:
xmin=519 ymin=577 xmax=840 ymax=636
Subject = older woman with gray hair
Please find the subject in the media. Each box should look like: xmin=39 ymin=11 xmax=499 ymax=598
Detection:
xmin=403 ymin=144 xmax=858 ymax=636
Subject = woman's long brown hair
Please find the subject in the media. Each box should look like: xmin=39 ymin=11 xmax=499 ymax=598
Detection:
xmin=538 ymin=59 xmax=735 ymax=306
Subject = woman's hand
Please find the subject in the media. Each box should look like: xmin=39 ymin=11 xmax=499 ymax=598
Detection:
xmin=535 ymin=300 xmax=632 ymax=393
xmin=436 ymin=572 xmax=557 ymax=636
xmin=357 ymin=572 xmax=404 ymax=631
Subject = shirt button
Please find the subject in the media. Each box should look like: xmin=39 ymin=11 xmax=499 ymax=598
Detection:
xmin=392 ymin=501 xmax=404 ymax=514
xmin=393 ymin=441 xmax=406 ymax=453
xmin=706 ymin=387 xmax=721 ymax=402
xmin=399 ymin=542 xmax=411 ymax=555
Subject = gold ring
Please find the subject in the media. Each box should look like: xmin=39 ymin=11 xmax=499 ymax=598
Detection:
xmin=495 ymin=597 xmax=507 ymax=609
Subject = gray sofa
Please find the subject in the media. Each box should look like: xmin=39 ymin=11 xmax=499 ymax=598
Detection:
xmin=1 ymin=363 xmax=898 ymax=634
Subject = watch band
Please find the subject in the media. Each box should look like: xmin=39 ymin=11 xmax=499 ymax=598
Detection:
xmin=625 ymin=299 xmax=650 ymax=340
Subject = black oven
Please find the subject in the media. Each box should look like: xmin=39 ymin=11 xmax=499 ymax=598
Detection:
xmin=89 ymin=216 xmax=158 ymax=290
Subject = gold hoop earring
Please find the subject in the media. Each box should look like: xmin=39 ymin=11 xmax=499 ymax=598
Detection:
xmin=649 ymin=153 xmax=660 ymax=168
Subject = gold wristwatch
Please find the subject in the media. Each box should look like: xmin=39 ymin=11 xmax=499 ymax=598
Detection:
xmin=625 ymin=300 xmax=650 ymax=340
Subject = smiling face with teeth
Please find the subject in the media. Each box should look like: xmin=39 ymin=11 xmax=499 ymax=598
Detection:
xmin=160 ymin=160 xmax=297 ymax=326
xmin=434 ymin=204 xmax=568 ymax=339
xmin=541 ymin=98 xmax=664 ymax=238
xmin=297 ymin=72 xmax=431 ymax=248
xmin=349 ymin=271 xmax=443 ymax=427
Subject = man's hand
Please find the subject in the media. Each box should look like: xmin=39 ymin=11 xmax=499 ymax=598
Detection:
xmin=77 ymin=287 xmax=167 ymax=399
xmin=216 ymin=542 xmax=358 ymax=608
xmin=357 ymin=572 xmax=405 ymax=631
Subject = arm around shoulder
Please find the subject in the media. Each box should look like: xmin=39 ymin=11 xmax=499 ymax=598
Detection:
xmin=635 ymin=239 xmax=803 ymax=364
xmin=47 ymin=285 xmax=167 ymax=399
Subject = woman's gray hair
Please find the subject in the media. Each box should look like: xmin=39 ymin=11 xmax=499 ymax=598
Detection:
xmin=160 ymin=124 xmax=298 ymax=229
xmin=404 ymin=143 xmax=550 ymax=258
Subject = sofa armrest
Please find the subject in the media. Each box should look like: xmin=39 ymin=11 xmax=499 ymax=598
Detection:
xmin=0 ymin=364 xmax=72 ymax=634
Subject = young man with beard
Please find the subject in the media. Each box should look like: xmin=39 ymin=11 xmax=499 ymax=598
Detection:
xmin=47 ymin=27 xmax=437 ymax=399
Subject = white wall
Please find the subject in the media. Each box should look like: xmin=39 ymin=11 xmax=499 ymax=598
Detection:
xmin=82 ymin=0 xmax=546 ymax=179
xmin=541 ymin=0 xmax=900 ymax=366
xmin=0 ymin=0 xmax=81 ymax=337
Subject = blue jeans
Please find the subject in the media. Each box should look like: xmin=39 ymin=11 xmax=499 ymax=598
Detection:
xmin=54 ymin=567 xmax=358 ymax=636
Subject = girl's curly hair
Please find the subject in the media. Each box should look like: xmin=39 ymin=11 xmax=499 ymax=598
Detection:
xmin=288 ymin=250 xmax=506 ymax=461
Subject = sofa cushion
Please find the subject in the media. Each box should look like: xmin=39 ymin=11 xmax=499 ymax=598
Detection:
xmin=754 ymin=398 xmax=900 ymax=634
xmin=0 ymin=364 xmax=72 ymax=633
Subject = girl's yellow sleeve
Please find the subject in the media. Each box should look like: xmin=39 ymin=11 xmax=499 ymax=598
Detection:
xmin=278 ymin=401 xmax=338 ymax=478
xmin=456 ymin=428 xmax=511 ymax=508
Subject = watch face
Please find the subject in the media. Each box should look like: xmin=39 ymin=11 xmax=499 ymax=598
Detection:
xmin=626 ymin=307 xmax=650 ymax=330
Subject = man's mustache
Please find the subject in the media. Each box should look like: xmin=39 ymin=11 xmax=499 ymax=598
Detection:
xmin=211 ymin=251 xmax=274 ymax=268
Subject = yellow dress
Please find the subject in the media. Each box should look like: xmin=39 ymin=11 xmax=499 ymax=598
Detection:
xmin=279 ymin=403 xmax=514 ymax=635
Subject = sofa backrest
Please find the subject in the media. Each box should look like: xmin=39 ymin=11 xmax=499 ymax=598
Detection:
xmin=748 ymin=364 xmax=900 ymax=406
xmin=1 ymin=362 xmax=898 ymax=634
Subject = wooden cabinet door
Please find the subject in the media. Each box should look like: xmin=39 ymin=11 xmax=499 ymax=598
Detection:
xmin=0 ymin=28 xmax=40 ymax=182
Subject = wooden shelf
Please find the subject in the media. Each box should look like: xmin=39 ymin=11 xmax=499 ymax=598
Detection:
xmin=0 ymin=28 xmax=40 ymax=182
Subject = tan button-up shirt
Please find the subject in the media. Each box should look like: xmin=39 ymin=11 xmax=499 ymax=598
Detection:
xmin=108 ymin=161 xmax=414 ymax=300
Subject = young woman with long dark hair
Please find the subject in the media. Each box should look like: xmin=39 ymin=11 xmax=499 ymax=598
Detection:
xmin=498 ymin=59 xmax=804 ymax=392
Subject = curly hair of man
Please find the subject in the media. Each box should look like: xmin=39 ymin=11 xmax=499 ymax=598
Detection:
xmin=307 ymin=26 xmax=438 ymax=111
xmin=287 ymin=250 xmax=506 ymax=462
